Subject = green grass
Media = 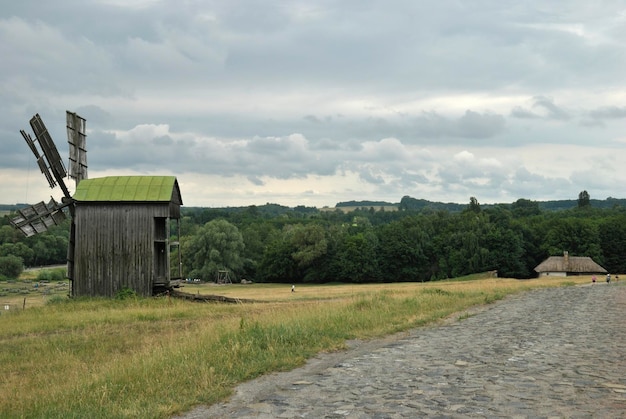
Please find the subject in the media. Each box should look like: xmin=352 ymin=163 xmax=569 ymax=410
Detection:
xmin=0 ymin=275 xmax=596 ymax=418
xmin=0 ymin=277 xmax=69 ymax=310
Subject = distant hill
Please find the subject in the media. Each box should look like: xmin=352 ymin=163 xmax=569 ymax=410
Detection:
xmin=0 ymin=204 xmax=29 ymax=214
xmin=397 ymin=197 xmax=466 ymax=212
xmin=536 ymin=198 xmax=626 ymax=211
xmin=118 ymin=197 xmax=626 ymax=215
xmin=335 ymin=200 xmax=398 ymax=208
xmin=5 ymin=196 xmax=625 ymax=217
xmin=335 ymin=196 xmax=626 ymax=213
xmin=332 ymin=198 xmax=468 ymax=213
xmin=326 ymin=200 xmax=398 ymax=213
xmin=181 ymin=203 xmax=317 ymax=218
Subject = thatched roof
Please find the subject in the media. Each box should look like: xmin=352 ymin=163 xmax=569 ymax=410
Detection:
xmin=534 ymin=253 xmax=607 ymax=274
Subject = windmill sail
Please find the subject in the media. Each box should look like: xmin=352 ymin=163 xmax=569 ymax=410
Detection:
xmin=20 ymin=130 xmax=57 ymax=189
xmin=13 ymin=113 xmax=77 ymax=239
xmin=13 ymin=112 xmax=84 ymax=295
xmin=9 ymin=198 xmax=67 ymax=237
xmin=28 ymin=114 xmax=71 ymax=199
xmin=66 ymin=111 xmax=87 ymax=183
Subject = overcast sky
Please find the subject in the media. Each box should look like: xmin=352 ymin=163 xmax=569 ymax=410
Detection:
xmin=1 ymin=1 xmax=625 ymax=208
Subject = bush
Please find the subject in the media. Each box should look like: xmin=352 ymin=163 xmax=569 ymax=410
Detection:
xmin=115 ymin=287 xmax=138 ymax=300
xmin=37 ymin=268 xmax=66 ymax=282
xmin=0 ymin=255 xmax=24 ymax=279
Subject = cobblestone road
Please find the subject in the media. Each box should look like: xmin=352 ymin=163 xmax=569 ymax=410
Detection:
xmin=178 ymin=284 xmax=626 ymax=418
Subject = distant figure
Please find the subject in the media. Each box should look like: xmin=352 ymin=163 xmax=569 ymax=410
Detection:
xmin=291 ymin=285 xmax=295 ymax=293
xmin=592 ymin=275 xmax=596 ymax=285
xmin=606 ymin=273 xmax=611 ymax=284
xmin=615 ymin=275 xmax=619 ymax=282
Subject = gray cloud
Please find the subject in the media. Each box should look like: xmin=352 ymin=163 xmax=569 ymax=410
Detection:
xmin=588 ymin=106 xmax=626 ymax=120
xmin=511 ymin=96 xmax=570 ymax=121
xmin=1 ymin=0 xmax=626 ymax=206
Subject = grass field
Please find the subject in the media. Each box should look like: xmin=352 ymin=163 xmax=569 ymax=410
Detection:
xmin=0 ymin=267 xmax=69 ymax=310
xmin=0 ymin=272 xmax=605 ymax=418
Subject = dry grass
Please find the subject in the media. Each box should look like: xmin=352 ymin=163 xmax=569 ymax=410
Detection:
xmin=183 ymin=275 xmax=594 ymax=301
xmin=0 ymin=274 xmax=604 ymax=418
xmin=0 ymin=279 xmax=69 ymax=310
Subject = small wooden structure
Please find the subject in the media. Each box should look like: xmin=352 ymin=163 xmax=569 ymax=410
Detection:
xmin=71 ymin=176 xmax=183 ymax=297
xmin=534 ymin=251 xmax=607 ymax=277
xmin=216 ymin=270 xmax=232 ymax=284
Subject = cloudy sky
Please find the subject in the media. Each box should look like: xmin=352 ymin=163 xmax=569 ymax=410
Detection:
xmin=1 ymin=1 xmax=625 ymax=208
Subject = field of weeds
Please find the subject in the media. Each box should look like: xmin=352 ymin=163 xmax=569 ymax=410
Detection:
xmin=0 ymin=273 xmax=595 ymax=418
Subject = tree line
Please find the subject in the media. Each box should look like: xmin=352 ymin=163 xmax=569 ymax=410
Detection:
xmin=177 ymin=193 xmax=626 ymax=283
xmin=2 ymin=193 xmax=625 ymax=282
xmin=0 ymin=220 xmax=68 ymax=279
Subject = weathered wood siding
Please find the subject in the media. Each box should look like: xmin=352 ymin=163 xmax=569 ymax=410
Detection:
xmin=73 ymin=203 xmax=172 ymax=297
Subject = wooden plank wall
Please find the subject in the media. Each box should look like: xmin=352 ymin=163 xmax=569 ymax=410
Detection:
xmin=73 ymin=203 xmax=172 ymax=297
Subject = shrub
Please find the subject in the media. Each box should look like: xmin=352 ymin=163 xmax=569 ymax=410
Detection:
xmin=37 ymin=268 xmax=66 ymax=282
xmin=0 ymin=255 xmax=24 ymax=279
xmin=115 ymin=287 xmax=138 ymax=300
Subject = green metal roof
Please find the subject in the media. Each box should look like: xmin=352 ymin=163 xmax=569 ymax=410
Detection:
xmin=73 ymin=176 xmax=181 ymax=203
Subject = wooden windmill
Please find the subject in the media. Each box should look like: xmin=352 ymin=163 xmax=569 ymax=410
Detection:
xmin=10 ymin=112 xmax=183 ymax=297
xmin=9 ymin=112 xmax=87 ymax=285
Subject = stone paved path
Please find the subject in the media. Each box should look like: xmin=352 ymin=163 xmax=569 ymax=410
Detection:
xmin=177 ymin=284 xmax=626 ymax=418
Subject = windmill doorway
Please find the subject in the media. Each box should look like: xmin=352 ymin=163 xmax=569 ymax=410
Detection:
xmin=154 ymin=217 xmax=168 ymax=287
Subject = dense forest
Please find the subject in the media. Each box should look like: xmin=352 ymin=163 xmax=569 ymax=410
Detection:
xmin=1 ymin=193 xmax=626 ymax=282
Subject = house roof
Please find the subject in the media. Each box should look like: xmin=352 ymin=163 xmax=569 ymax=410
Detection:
xmin=534 ymin=255 xmax=607 ymax=274
xmin=73 ymin=176 xmax=182 ymax=204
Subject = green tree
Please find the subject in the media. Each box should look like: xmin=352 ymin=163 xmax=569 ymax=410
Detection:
xmin=283 ymin=223 xmax=328 ymax=282
xmin=0 ymin=242 xmax=35 ymax=267
xmin=541 ymin=217 xmax=602 ymax=261
xmin=0 ymin=225 xmax=21 ymax=244
xmin=286 ymin=224 xmax=327 ymax=268
xmin=0 ymin=255 xmax=24 ymax=279
xmin=511 ymin=198 xmax=541 ymax=218
xmin=333 ymin=231 xmax=379 ymax=283
xmin=376 ymin=216 xmax=432 ymax=282
xmin=182 ymin=219 xmax=245 ymax=281
xmin=598 ymin=215 xmax=626 ymax=273
xmin=482 ymin=207 xmax=528 ymax=277
xmin=240 ymin=222 xmax=280 ymax=281
xmin=467 ymin=197 xmax=481 ymax=214
xmin=436 ymin=210 xmax=493 ymax=278
xmin=175 ymin=195 xmax=626 ymax=283
xmin=28 ymin=234 xmax=68 ymax=266
xmin=578 ymin=190 xmax=591 ymax=208
xmin=257 ymin=237 xmax=298 ymax=283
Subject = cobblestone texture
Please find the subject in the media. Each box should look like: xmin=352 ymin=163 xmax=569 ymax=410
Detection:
xmin=176 ymin=283 xmax=626 ymax=418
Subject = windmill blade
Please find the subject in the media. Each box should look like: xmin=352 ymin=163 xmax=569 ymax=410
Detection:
xmin=37 ymin=156 xmax=58 ymax=189
xmin=21 ymin=130 xmax=40 ymax=158
xmin=9 ymin=198 xmax=68 ymax=237
xmin=28 ymin=114 xmax=71 ymax=199
xmin=20 ymin=130 xmax=56 ymax=188
xmin=66 ymin=111 xmax=87 ymax=182
xmin=30 ymin=114 xmax=67 ymax=180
